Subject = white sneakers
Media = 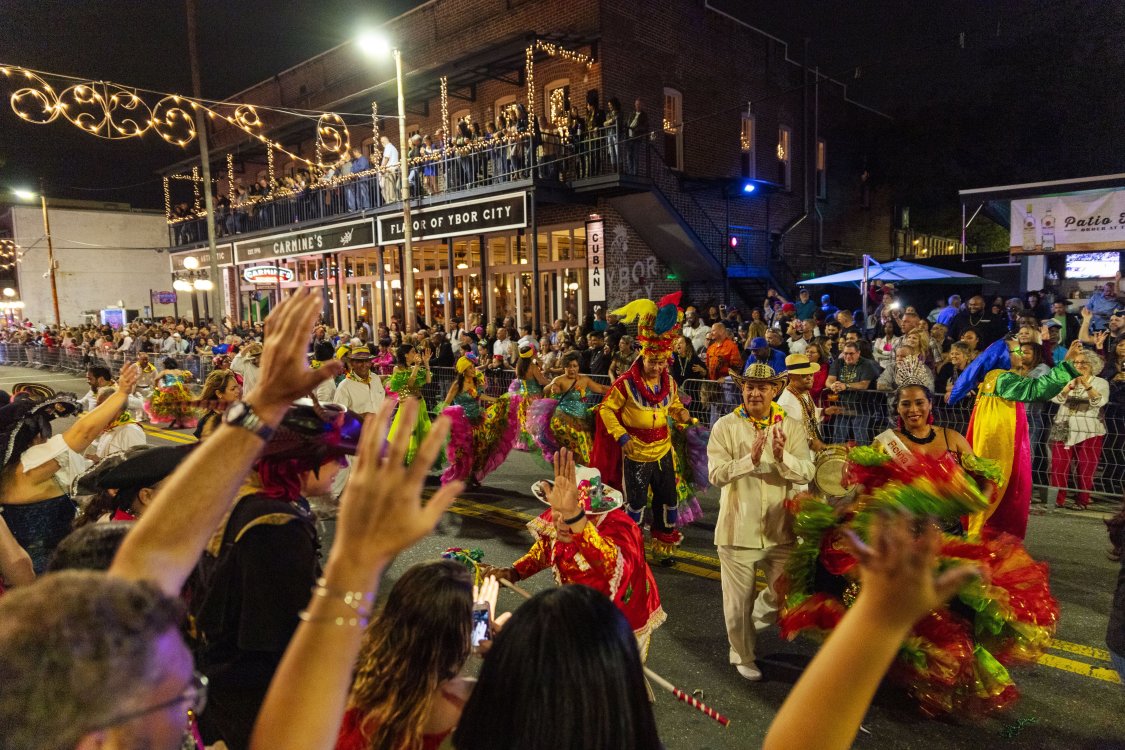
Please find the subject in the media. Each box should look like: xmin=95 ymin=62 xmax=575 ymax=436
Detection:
xmin=736 ymin=663 xmax=762 ymax=681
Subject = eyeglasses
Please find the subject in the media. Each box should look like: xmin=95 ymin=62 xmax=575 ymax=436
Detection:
xmin=1008 ymin=347 xmax=1023 ymax=356
xmin=90 ymin=671 xmax=208 ymax=730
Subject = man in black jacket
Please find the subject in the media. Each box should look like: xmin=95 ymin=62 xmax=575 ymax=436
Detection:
xmin=583 ymin=330 xmax=612 ymax=375
xmin=625 ymin=98 xmax=650 ymax=174
xmin=950 ymin=295 xmax=1008 ymax=347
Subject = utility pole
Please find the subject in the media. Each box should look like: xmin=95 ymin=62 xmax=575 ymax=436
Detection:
xmin=395 ymin=49 xmax=415 ymax=333
xmin=39 ymin=178 xmax=60 ymax=327
xmin=186 ymin=0 xmax=225 ymax=332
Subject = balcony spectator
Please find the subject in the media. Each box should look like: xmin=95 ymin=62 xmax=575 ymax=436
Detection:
xmin=407 ymin=134 xmax=424 ymax=197
xmin=625 ymin=97 xmax=649 ymax=174
xmin=604 ymin=96 xmax=621 ymax=170
xmin=421 ymin=134 xmax=438 ymax=195
xmin=536 ymin=115 xmax=559 ymax=180
xmin=825 ymin=342 xmax=879 ymax=445
xmin=508 ymin=122 xmax=526 ymax=178
xmin=379 ymin=135 xmax=400 ymax=204
xmin=1050 ymin=349 xmax=1109 ymax=509
xmin=585 ymin=90 xmax=606 ymax=176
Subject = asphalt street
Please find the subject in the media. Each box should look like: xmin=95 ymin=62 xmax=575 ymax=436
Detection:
xmin=6 ymin=364 xmax=1123 ymax=750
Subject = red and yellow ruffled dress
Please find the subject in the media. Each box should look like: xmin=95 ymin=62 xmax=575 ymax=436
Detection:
xmin=440 ymin=374 xmax=518 ymax=485
xmin=779 ymin=446 xmax=1058 ymax=716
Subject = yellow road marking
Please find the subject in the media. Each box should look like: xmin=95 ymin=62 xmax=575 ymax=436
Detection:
xmin=1048 ymin=639 xmax=1111 ymax=663
xmin=142 ymin=425 xmax=197 ymax=444
xmin=1038 ymin=653 xmax=1121 ymax=684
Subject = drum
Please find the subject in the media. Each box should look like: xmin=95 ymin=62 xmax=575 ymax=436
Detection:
xmin=813 ymin=445 xmax=855 ymax=498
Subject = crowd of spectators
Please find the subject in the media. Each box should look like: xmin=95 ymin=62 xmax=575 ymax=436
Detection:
xmin=171 ymin=93 xmax=653 ymax=245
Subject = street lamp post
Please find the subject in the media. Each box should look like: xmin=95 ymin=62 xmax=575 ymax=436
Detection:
xmin=394 ymin=48 xmax=416 ymax=334
xmin=359 ymin=32 xmax=415 ymax=333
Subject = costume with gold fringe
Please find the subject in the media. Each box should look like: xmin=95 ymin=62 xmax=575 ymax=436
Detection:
xmin=590 ymin=293 xmax=709 ymax=560
xmin=778 ymin=444 xmax=1058 ymax=717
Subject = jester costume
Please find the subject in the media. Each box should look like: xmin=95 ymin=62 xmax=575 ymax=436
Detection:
xmin=527 ymin=384 xmax=601 ymax=464
xmin=440 ymin=358 xmax=519 ymax=485
xmin=590 ymin=293 xmax=710 ymax=557
xmin=386 ymin=366 xmax=431 ymax=465
xmin=779 ymin=446 xmax=1058 ymax=716
xmin=508 ymin=470 xmax=666 ymax=656
xmin=949 ymin=339 xmax=1078 ymax=539
xmin=144 ymin=371 xmax=198 ymax=428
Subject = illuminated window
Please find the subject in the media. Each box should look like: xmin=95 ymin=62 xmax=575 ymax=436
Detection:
xmin=663 ymin=88 xmax=682 ymax=171
xmin=816 ymin=138 xmax=827 ymax=199
xmin=545 ymin=80 xmax=570 ymax=130
xmin=740 ymin=113 xmax=755 ymax=179
xmin=777 ymin=125 xmax=792 ymax=191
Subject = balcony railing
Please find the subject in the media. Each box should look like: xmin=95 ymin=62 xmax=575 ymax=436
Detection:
xmin=167 ymin=129 xmax=649 ymax=249
xmin=893 ymin=229 xmax=975 ymax=258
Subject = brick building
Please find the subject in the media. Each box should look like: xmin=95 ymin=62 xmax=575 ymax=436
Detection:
xmin=163 ymin=0 xmax=892 ymax=330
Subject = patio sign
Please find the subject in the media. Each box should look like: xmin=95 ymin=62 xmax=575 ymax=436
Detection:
xmin=1010 ymin=188 xmax=1125 ymax=254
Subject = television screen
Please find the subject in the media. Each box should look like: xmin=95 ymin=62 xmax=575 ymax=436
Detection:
xmin=1065 ymin=252 xmax=1119 ymax=279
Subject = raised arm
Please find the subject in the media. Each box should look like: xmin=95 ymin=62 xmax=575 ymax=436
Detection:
xmin=109 ymin=290 xmax=342 ymax=597
xmin=249 ymin=398 xmax=461 ymax=750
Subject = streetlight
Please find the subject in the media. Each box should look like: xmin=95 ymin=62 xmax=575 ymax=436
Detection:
xmin=357 ymin=30 xmax=415 ymax=333
xmin=10 ymin=184 xmax=60 ymax=327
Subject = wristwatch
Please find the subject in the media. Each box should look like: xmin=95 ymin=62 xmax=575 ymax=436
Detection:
xmin=222 ymin=400 xmax=276 ymax=442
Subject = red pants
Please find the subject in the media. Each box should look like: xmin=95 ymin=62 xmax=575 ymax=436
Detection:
xmin=1050 ymin=435 xmax=1104 ymax=507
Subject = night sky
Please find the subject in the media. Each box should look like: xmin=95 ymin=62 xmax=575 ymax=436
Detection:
xmin=2 ymin=0 xmax=1123 ymax=231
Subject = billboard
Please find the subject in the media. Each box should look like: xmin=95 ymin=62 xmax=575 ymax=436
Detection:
xmin=1009 ymin=188 xmax=1125 ymax=255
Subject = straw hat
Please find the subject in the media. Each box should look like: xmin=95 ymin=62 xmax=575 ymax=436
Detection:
xmin=731 ymin=362 xmax=787 ymax=388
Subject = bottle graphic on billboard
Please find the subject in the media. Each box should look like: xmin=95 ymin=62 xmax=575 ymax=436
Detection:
xmin=1022 ymin=204 xmax=1037 ymax=252
xmin=1041 ymin=207 xmax=1056 ymax=252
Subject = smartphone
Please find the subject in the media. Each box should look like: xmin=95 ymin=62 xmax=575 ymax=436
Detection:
xmin=471 ymin=601 xmax=492 ymax=649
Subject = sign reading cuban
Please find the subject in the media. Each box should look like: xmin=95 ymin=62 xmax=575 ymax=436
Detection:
xmin=377 ymin=192 xmax=527 ymax=244
xmin=242 ymin=266 xmax=295 ymax=284
xmin=235 ymin=219 xmax=374 ymax=264
xmin=1009 ymin=188 xmax=1125 ymax=254
xmin=586 ymin=215 xmax=606 ymax=303
xmin=169 ymin=244 xmax=233 ymax=272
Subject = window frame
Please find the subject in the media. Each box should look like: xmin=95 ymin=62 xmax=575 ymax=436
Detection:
xmin=777 ymin=125 xmax=793 ymax=192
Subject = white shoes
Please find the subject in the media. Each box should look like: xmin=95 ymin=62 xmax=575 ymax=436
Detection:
xmin=736 ymin=663 xmax=762 ymax=681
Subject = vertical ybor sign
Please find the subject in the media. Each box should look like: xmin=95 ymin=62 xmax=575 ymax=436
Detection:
xmin=586 ymin=215 xmax=606 ymax=302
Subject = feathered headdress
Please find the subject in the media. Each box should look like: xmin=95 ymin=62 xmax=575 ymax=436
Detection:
xmin=948 ymin=338 xmax=1011 ymax=405
xmin=611 ymin=292 xmax=683 ymax=359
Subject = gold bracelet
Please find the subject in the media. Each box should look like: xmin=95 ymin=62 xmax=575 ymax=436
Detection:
xmin=298 ymin=610 xmax=369 ymax=627
xmin=312 ymin=578 xmax=375 ymax=614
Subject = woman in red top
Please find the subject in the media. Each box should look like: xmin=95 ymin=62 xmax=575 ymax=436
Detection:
xmin=337 ymin=559 xmax=478 ymax=750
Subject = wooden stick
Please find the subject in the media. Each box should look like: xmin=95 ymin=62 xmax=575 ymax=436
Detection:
xmin=497 ymin=578 xmax=731 ymax=726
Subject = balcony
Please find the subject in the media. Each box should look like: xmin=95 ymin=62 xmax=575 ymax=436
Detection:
xmin=167 ymin=130 xmax=651 ymax=250
xmin=892 ymin=229 xmax=975 ymax=259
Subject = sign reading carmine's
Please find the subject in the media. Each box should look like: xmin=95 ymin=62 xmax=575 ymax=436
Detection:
xmin=234 ymin=219 xmax=374 ymax=264
xmin=377 ymin=192 xmax=528 ymax=244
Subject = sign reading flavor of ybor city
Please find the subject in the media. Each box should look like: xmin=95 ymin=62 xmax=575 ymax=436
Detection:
xmin=377 ymin=192 xmax=527 ymax=244
xmin=235 ymin=219 xmax=374 ymax=264
xmin=169 ymin=244 xmax=233 ymax=272
xmin=1009 ymin=188 xmax=1125 ymax=254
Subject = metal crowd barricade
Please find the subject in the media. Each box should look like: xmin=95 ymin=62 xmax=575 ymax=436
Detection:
xmin=678 ymin=377 xmax=1122 ymax=504
xmin=0 ymin=344 xmax=215 ymax=393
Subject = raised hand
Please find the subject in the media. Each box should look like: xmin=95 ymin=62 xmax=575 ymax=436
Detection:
xmin=772 ymin=424 xmax=787 ymax=462
xmin=1064 ymin=340 xmax=1085 ymax=362
xmin=547 ymin=448 xmax=580 ymax=518
xmin=844 ymin=512 xmax=979 ymax=630
xmin=116 ymin=362 xmax=140 ymax=394
xmin=333 ymin=398 xmax=462 ymax=570
xmin=750 ymin=428 xmax=767 ymax=464
xmin=252 ymin=289 xmax=344 ymax=416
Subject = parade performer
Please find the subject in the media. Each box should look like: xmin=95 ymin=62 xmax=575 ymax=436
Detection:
xmin=528 ymin=351 xmax=609 ymax=463
xmin=778 ymin=433 xmax=1058 ymax=716
xmin=708 ymin=363 xmax=815 ymax=681
xmin=333 ymin=345 xmax=385 ymax=415
xmin=508 ymin=344 xmax=549 ymax=451
xmin=949 ymin=337 xmax=1083 ymax=538
xmin=590 ymin=293 xmax=706 ymax=561
xmin=440 ymin=354 xmax=518 ymax=486
xmin=480 ymin=448 xmax=665 ymax=661
xmin=386 ymin=344 xmax=432 ymax=464
xmin=144 ymin=357 xmax=197 ymax=429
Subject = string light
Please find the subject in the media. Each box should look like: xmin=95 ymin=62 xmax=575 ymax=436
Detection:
xmin=163 ymin=176 xmax=171 ymax=220
xmin=191 ymin=166 xmax=200 ymax=213
xmin=525 ymin=46 xmax=535 ymax=115
xmin=226 ymin=153 xmax=235 ymax=201
xmin=267 ymin=144 xmax=275 ymax=186
xmin=525 ymin=40 xmax=594 ymax=117
xmin=371 ymin=100 xmax=379 ymax=146
xmin=439 ymin=77 xmax=448 ymax=138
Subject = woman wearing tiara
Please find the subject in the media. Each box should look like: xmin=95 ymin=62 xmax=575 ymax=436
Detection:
xmin=508 ymin=344 xmax=550 ymax=452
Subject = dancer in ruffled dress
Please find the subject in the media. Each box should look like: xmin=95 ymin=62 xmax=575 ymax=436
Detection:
xmin=386 ymin=344 xmax=432 ymax=465
xmin=508 ymin=344 xmax=549 ymax=451
xmin=528 ymin=351 xmax=608 ymax=463
xmin=440 ymin=354 xmax=518 ymax=487
xmin=144 ymin=357 xmax=198 ymax=429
